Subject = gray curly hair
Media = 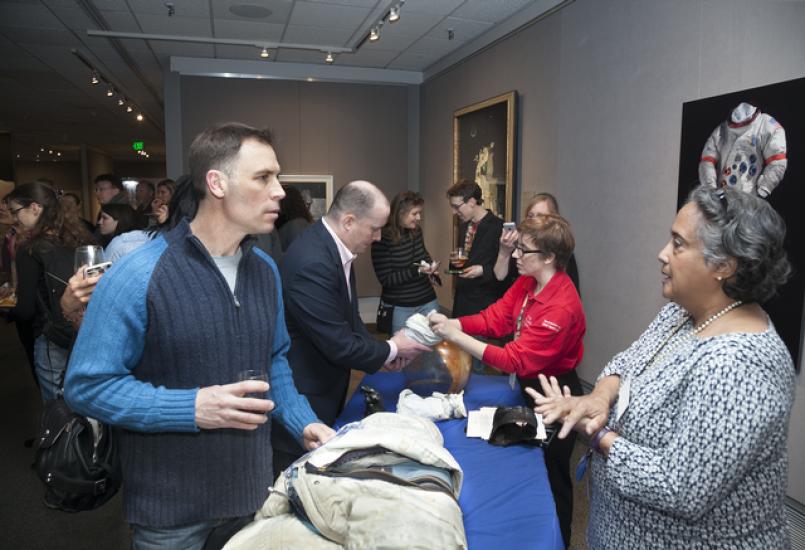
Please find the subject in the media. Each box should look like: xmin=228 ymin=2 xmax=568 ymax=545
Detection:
xmin=688 ymin=185 xmax=790 ymax=304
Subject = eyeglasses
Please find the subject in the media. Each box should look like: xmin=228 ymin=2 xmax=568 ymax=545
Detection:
xmin=514 ymin=243 xmax=543 ymax=255
xmin=449 ymin=201 xmax=465 ymax=211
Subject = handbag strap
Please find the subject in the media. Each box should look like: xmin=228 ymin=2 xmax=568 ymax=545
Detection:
xmin=43 ymin=468 xmax=114 ymax=496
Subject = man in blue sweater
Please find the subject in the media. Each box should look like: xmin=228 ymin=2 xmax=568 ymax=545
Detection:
xmin=65 ymin=123 xmax=334 ymax=549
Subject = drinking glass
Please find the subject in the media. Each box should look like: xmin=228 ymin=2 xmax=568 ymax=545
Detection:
xmin=236 ymin=369 xmax=274 ymax=405
xmin=448 ymin=248 xmax=469 ymax=274
xmin=74 ymin=245 xmax=104 ymax=275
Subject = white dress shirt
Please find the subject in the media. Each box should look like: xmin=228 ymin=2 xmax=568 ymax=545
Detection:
xmin=322 ymin=217 xmax=397 ymax=364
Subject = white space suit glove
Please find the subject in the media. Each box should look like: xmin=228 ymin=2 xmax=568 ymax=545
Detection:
xmin=396 ymin=389 xmax=466 ymax=421
xmin=403 ymin=312 xmax=442 ymax=347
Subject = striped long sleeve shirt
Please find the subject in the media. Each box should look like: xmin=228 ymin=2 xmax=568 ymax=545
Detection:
xmin=371 ymin=229 xmax=436 ymax=307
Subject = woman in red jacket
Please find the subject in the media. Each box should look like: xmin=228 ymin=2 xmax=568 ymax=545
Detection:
xmin=430 ymin=213 xmax=585 ymax=549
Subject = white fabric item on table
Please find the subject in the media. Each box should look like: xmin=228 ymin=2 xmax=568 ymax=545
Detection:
xmin=396 ymin=389 xmax=467 ymax=421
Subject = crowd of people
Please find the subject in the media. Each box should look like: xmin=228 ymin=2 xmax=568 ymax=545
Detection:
xmin=0 ymin=120 xmax=796 ymax=549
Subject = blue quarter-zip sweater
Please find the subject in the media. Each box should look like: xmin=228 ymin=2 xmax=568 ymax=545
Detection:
xmin=65 ymin=219 xmax=318 ymax=527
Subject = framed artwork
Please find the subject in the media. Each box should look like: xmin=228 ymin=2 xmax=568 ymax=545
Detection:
xmin=677 ymin=76 xmax=804 ymax=370
xmin=278 ymin=174 xmax=334 ymax=221
xmin=453 ymin=91 xmax=517 ymax=226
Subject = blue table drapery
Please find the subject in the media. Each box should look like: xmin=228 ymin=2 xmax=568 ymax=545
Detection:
xmin=335 ymin=372 xmax=564 ymax=550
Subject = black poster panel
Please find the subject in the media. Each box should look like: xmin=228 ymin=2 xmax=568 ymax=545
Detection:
xmin=678 ymin=76 xmax=805 ymax=370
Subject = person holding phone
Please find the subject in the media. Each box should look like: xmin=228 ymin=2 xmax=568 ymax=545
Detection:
xmin=5 ymin=181 xmax=94 ymax=401
xmin=495 ymin=193 xmax=580 ymax=294
xmin=371 ymin=191 xmax=440 ymax=334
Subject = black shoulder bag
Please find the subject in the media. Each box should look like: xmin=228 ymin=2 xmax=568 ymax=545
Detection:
xmin=34 ymin=398 xmax=122 ymax=512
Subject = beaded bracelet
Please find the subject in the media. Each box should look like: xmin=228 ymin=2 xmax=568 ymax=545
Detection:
xmin=590 ymin=426 xmax=613 ymax=455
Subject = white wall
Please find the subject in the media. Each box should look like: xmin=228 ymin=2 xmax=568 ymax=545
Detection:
xmin=419 ymin=0 xmax=805 ymax=503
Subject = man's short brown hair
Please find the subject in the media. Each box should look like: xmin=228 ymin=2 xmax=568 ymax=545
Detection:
xmin=446 ymin=179 xmax=483 ymax=204
xmin=188 ymin=123 xmax=274 ymax=200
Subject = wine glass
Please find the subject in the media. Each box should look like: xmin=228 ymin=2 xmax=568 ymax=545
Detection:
xmin=74 ymin=245 xmax=104 ymax=276
xmin=449 ymin=248 xmax=468 ymax=274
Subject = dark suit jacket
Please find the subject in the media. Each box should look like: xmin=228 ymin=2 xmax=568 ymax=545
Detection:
xmin=453 ymin=210 xmax=508 ymax=317
xmin=272 ymin=220 xmax=389 ymax=454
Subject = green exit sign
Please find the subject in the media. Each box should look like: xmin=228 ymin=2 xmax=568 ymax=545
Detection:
xmin=132 ymin=141 xmax=144 ymax=151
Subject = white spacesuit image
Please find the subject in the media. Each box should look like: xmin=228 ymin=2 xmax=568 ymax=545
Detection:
xmin=698 ymin=102 xmax=787 ymax=198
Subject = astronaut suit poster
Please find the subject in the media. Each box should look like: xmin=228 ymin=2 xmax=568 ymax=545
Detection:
xmin=677 ymin=76 xmax=804 ymax=370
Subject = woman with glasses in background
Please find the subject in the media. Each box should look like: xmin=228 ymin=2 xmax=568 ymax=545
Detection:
xmin=429 ymin=213 xmax=586 ymax=548
xmin=5 ymin=181 xmax=94 ymax=401
xmin=495 ymin=193 xmax=580 ymax=293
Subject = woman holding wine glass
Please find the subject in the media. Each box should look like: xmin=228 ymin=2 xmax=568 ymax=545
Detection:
xmin=5 ymin=182 xmax=94 ymax=401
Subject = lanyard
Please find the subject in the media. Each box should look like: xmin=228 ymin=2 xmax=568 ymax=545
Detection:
xmin=513 ymin=293 xmax=531 ymax=340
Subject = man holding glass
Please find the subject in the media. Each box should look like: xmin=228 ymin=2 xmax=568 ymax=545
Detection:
xmin=65 ymin=123 xmax=334 ymax=549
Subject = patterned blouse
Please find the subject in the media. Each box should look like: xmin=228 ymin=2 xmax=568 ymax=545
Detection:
xmin=588 ymin=302 xmax=794 ymax=549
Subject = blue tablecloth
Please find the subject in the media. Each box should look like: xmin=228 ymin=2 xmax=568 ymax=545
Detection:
xmin=336 ymin=373 xmax=564 ymax=550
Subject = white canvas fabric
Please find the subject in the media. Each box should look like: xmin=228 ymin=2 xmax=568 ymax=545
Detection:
xmin=224 ymin=413 xmax=467 ymax=550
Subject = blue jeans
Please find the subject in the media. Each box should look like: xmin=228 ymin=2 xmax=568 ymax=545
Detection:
xmin=391 ymin=299 xmax=440 ymax=334
xmin=132 ymin=516 xmax=249 ymax=550
xmin=34 ymin=335 xmax=69 ymax=402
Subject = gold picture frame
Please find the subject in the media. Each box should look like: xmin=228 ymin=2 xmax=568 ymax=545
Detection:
xmin=453 ymin=91 xmax=517 ymax=227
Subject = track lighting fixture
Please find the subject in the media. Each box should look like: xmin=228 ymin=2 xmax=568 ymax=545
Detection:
xmin=260 ymin=47 xmax=269 ymax=58
xmin=369 ymin=27 xmax=380 ymax=42
xmin=106 ymin=86 xmax=114 ymax=97
xmin=325 ymin=52 xmax=334 ymax=64
xmin=136 ymin=113 xmax=144 ymax=122
xmin=126 ymin=105 xmax=133 ymax=113
xmin=389 ymin=5 xmax=400 ymax=23
xmin=117 ymin=97 xmax=125 ymax=106
xmin=91 ymin=71 xmax=99 ymax=85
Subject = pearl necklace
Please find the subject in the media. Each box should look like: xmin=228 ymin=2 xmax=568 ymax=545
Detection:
xmin=644 ymin=300 xmax=743 ymax=372
xmin=692 ymin=301 xmax=743 ymax=335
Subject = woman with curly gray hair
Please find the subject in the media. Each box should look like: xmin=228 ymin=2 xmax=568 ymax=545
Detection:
xmin=530 ymin=186 xmax=794 ymax=548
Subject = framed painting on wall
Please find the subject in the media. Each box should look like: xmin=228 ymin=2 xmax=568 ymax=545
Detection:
xmin=453 ymin=91 xmax=517 ymax=228
xmin=278 ymin=174 xmax=334 ymax=221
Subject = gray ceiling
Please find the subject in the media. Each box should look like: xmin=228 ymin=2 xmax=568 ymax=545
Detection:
xmin=0 ymin=0 xmax=544 ymax=165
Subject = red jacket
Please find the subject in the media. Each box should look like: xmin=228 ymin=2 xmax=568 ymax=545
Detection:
xmin=459 ymin=271 xmax=585 ymax=378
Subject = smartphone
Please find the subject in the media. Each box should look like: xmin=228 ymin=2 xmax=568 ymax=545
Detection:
xmin=503 ymin=222 xmax=516 ymax=231
xmin=84 ymin=261 xmax=112 ymax=277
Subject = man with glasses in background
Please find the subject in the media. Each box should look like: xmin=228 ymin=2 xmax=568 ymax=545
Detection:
xmin=445 ymin=179 xmax=508 ymax=318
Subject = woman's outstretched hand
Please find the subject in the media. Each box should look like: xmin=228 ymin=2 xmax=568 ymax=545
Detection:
xmin=526 ymin=374 xmax=611 ymax=439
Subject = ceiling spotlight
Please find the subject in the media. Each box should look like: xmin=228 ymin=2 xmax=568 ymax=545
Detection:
xmin=126 ymin=104 xmax=133 ymax=113
xmin=57 ymin=152 xmax=61 ymax=157
xmin=106 ymin=86 xmax=114 ymax=97
xmin=117 ymin=97 xmax=125 ymax=106
xmin=136 ymin=113 xmax=144 ymax=122
xmin=91 ymin=71 xmax=99 ymax=85
xmin=325 ymin=52 xmax=334 ymax=64
xmin=389 ymin=5 xmax=400 ymax=23
xmin=369 ymin=27 xmax=380 ymax=42
xmin=40 ymin=147 xmax=45 ymax=152
xmin=260 ymin=47 xmax=269 ymax=59
xmin=48 ymin=149 xmax=53 ymax=155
